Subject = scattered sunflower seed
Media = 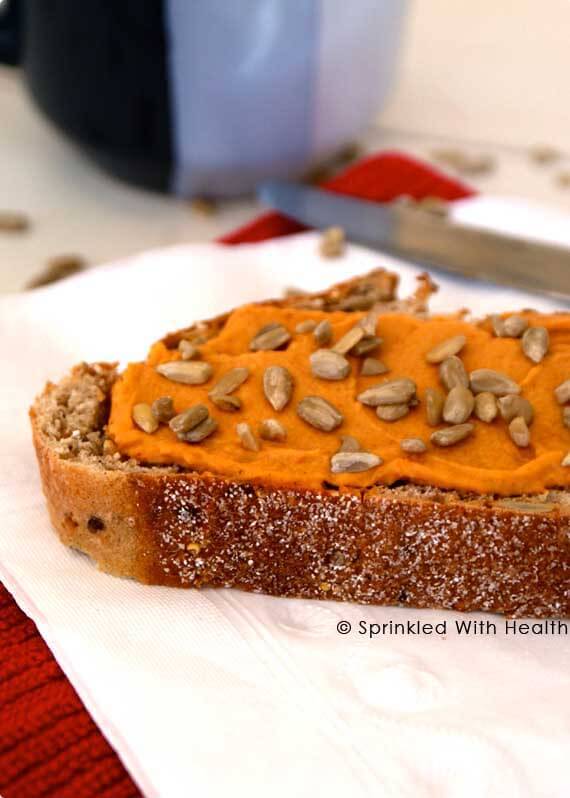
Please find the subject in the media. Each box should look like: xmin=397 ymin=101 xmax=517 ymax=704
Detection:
xmin=562 ymin=452 xmax=570 ymax=467
xmin=313 ymin=319 xmax=333 ymax=346
xmin=297 ymin=396 xmax=344 ymax=431
xmin=250 ymin=323 xmax=291 ymax=351
xmin=502 ymin=315 xmax=528 ymax=338
xmin=400 ymin=438 xmax=427 ymax=454
xmin=563 ymin=407 xmax=570 ymax=429
xmin=359 ymin=308 xmax=381 ymax=337
xmin=443 ymin=385 xmax=475 ymax=424
xmin=474 ymin=392 xmax=498 ymax=423
xmin=332 ymin=325 xmax=365 ymax=355
xmin=338 ymin=435 xmax=362 ymax=453
xmin=491 ymin=315 xmax=506 ymax=337
xmin=310 ymin=349 xmax=351 ymax=380
xmin=338 ymin=292 xmax=376 ymax=311
xmin=26 ymin=254 xmax=86 ymax=289
xmin=208 ymin=366 xmax=249 ymax=397
xmin=330 ymin=451 xmax=382 ymax=473
xmin=360 ymin=357 xmax=388 ymax=377
xmin=529 ymin=145 xmax=561 ymax=165
xmin=169 ymin=404 xmax=210 ymax=435
xmin=151 ymin=396 xmax=175 ymax=423
xmin=189 ymin=196 xmax=217 ymax=216
xmin=497 ymin=395 xmax=534 ymax=425
xmin=132 ymin=403 xmax=159 ymax=434
xmin=426 ymin=334 xmax=466 ymax=364
xmin=263 ymin=365 xmax=294 ymax=411
xmin=156 ymin=360 xmax=213 ymax=385
xmin=425 ymin=387 xmax=445 ymax=426
xmin=430 ymin=423 xmax=474 ymax=447
xmin=376 ymin=403 xmax=410 ymax=422
xmin=357 ymin=377 xmax=416 ymax=407
xmin=210 ymin=394 xmax=242 ymax=412
xmin=469 ymin=368 xmax=520 ymax=396
xmin=181 ymin=416 xmax=218 ymax=443
xmin=0 ymin=210 xmax=29 ymax=232
xmin=554 ymin=379 xmax=570 ymax=405
xmin=259 ymin=418 xmax=287 ymax=442
xmin=295 ymin=319 xmax=317 ymax=334
xmin=508 ymin=416 xmax=530 ymax=447
xmin=319 ymin=226 xmax=346 ymax=258
xmin=439 ymin=356 xmax=469 ymax=391
xmin=178 ymin=340 xmax=200 ymax=360
xmin=521 ymin=326 xmax=549 ymax=364
xmin=236 ymin=422 xmax=259 ymax=451
xmin=351 ymin=336 xmax=383 ymax=356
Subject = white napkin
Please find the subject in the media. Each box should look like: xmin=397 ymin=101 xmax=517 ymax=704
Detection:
xmin=1 ymin=199 xmax=570 ymax=798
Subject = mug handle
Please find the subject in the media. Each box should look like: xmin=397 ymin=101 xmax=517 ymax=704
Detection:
xmin=0 ymin=0 xmax=20 ymax=65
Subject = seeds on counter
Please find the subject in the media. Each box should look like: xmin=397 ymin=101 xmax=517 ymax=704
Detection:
xmin=351 ymin=336 xmax=383 ymax=357
xmin=182 ymin=416 xmax=218 ymax=443
xmin=0 ymin=210 xmax=30 ymax=232
xmin=508 ymin=416 xmax=530 ymax=448
xmin=319 ymin=226 xmax=346 ymax=258
xmin=554 ymin=379 xmax=570 ymax=405
xmin=425 ymin=387 xmax=445 ymax=426
xmin=358 ymin=377 xmax=416 ymax=407
xmin=310 ymin=349 xmax=351 ymax=380
xmin=400 ymin=438 xmax=427 ymax=454
xmin=338 ymin=435 xmax=362 ymax=453
xmin=237 ymin=422 xmax=259 ymax=451
xmin=497 ymin=395 xmax=534 ymax=425
xmin=169 ymin=404 xmax=209 ymax=435
xmin=439 ymin=356 xmax=469 ymax=391
xmin=208 ymin=366 xmax=249 ymax=397
xmin=156 ymin=360 xmax=213 ymax=385
xmin=151 ymin=396 xmax=175 ymax=423
xmin=259 ymin=419 xmax=287 ymax=442
xmin=263 ymin=365 xmax=294 ymax=411
xmin=469 ymin=368 xmax=520 ymax=396
xmin=425 ymin=334 xmax=466 ymax=364
xmin=313 ymin=319 xmax=333 ymax=346
xmin=430 ymin=423 xmax=474 ymax=447
xmin=360 ymin=357 xmax=388 ymax=377
xmin=297 ymin=396 xmax=343 ymax=431
xmin=332 ymin=325 xmax=365 ymax=356
xmin=474 ymin=392 xmax=498 ymax=423
xmin=521 ymin=326 xmax=549 ymax=363
xmin=250 ymin=323 xmax=291 ymax=351
xmin=211 ymin=394 xmax=242 ymax=412
xmin=295 ymin=319 xmax=317 ymax=334
xmin=178 ymin=340 xmax=200 ymax=360
xmin=443 ymin=385 xmax=475 ymax=424
xmin=376 ymin=403 xmax=409 ymax=422
xmin=132 ymin=403 xmax=159 ymax=434
xmin=330 ymin=451 xmax=382 ymax=474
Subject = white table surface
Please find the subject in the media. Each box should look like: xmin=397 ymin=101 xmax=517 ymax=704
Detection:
xmin=1 ymin=0 xmax=570 ymax=293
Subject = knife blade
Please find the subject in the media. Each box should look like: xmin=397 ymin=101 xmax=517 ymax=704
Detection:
xmin=258 ymin=181 xmax=570 ymax=299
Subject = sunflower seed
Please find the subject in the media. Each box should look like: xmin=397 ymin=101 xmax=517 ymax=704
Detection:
xmin=439 ymin=356 xmax=469 ymax=391
xmin=521 ymin=326 xmax=549 ymax=363
xmin=330 ymin=451 xmax=382 ymax=473
xmin=297 ymin=396 xmax=343 ymax=431
xmin=178 ymin=340 xmax=200 ymax=360
xmin=250 ymin=323 xmax=291 ymax=351
xmin=564 ymin=407 xmax=570 ymax=429
xmin=469 ymin=368 xmax=520 ymax=396
xmin=295 ymin=319 xmax=317 ymax=334
xmin=357 ymin=377 xmax=416 ymax=407
xmin=263 ymin=366 xmax=294 ymax=411
xmin=562 ymin=452 xmax=570 ymax=467
xmin=332 ymin=325 xmax=365 ymax=355
xmin=181 ymin=416 xmax=218 ymax=443
xmin=338 ymin=293 xmax=376 ymax=311
xmin=443 ymin=386 xmax=475 ymax=424
xmin=508 ymin=416 xmax=530 ymax=447
xmin=491 ymin=315 xmax=506 ymax=337
xmin=169 ymin=404 xmax=209 ymax=435
xmin=474 ymin=392 xmax=498 ymax=423
xmin=151 ymin=396 xmax=175 ymax=423
xmin=313 ymin=319 xmax=333 ymax=346
xmin=208 ymin=366 xmax=249 ymax=397
xmin=425 ymin=387 xmax=445 ymax=426
xmin=426 ymin=335 xmax=466 ymax=364
xmin=376 ymin=403 xmax=410 ymax=421
xmin=259 ymin=419 xmax=287 ymax=442
xmin=236 ymin=422 xmax=259 ymax=451
xmin=156 ymin=361 xmax=213 ymax=385
xmin=430 ymin=423 xmax=474 ymax=447
xmin=132 ymin=403 xmax=159 ymax=434
xmin=210 ymin=394 xmax=242 ymax=412
xmin=400 ymin=438 xmax=427 ymax=454
xmin=359 ymin=308 xmax=381 ymax=337
xmin=554 ymin=379 xmax=570 ymax=405
xmin=351 ymin=336 xmax=383 ymax=356
xmin=360 ymin=357 xmax=388 ymax=377
xmin=0 ymin=210 xmax=29 ymax=232
xmin=319 ymin=226 xmax=345 ymax=258
xmin=497 ymin=395 xmax=534 ymax=425
xmin=497 ymin=499 xmax=555 ymax=513
xmin=339 ymin=435 xmax=362 ymax=453
xmin=503 ymin=315 xmax=528 ymax=338
xmin=310 ymin=349 xmax=351 ymax=380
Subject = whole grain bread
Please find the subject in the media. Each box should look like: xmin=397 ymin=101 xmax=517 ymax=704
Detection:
xmin=30 ymin=270 xmax=570 ymax=618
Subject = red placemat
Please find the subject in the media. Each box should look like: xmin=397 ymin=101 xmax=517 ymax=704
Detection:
xmin=0 ymin=152 xmax=473 ymax=798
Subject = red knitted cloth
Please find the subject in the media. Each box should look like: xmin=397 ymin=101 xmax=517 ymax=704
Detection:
xmin=0 ymin=152 xmax=473 ymax=798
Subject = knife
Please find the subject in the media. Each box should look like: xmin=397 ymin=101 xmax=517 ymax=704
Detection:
xmin=258 ymin=181 xmax=570 ymax=299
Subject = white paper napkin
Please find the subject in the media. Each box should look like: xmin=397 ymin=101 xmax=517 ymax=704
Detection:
xmin=1 ymin=199 xmax=570 ymax=798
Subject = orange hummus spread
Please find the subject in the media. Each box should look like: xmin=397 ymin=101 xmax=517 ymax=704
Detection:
xmin=108 ymin=304 xmax=570 ymax=496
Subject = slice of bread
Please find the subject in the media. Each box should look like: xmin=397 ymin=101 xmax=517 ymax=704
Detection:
xmin=30 ymin=269 xmax=569 ymax=617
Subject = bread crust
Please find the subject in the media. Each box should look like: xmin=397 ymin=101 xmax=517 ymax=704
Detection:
xmin=29 ymin=270 xmax=570 ymax=617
